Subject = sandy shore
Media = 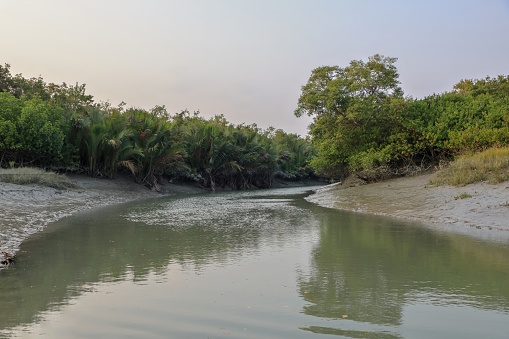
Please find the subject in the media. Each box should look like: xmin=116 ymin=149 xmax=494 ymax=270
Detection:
xmin=2 ymin=173 xmax=508 ymax=259
xmin=0 ymin=175 xmax=204 ymax=256
xmin=307 ymin=174 xmax=509 ymax=235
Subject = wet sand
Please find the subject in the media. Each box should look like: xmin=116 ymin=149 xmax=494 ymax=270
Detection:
xmin=0 ymin=175 xmax=204 ymax=255
xmin=307 ymin=174 xmax=509 ymax=235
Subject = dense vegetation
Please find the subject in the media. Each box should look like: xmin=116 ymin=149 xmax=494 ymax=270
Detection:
xmin=2 ymin=57 xmax=508 ymax=189
xmin=295 ymin=54 xmax=509 ymax=182
xmin=0 ymin=64 xmax=315 ymax=190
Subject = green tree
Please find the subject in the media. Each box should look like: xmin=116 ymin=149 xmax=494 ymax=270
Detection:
xmin=182 ymin=117 xmax=239 ymax=190
xmin=0 ymin=62 xmax=317 ymax=188
xmin=126 ymin=108 xmax=186 ymax=190
xmin=0 ymin=93 xmax=22 ymax=162
xmin=271 ymin=129 xmax=315 ymax=180
xmin=16 ymin=98 xmax=66 ymax=164
xmin=295 ymin=55 xmax=406 ymax=179
xmin=0 ymin=64 xmax=15 ymax=93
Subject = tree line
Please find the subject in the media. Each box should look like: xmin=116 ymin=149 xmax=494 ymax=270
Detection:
xmin=3 ymin=57 xmax=507 ymax=188
xmin=295 ymin=54 xmax=509 ymax=181
xmin=0 ymin=64 xmax=315 ymax=190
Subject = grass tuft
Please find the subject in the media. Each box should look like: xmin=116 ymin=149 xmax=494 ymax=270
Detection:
xmin=0 ymin=167 xmax=77 ymax=189
xmin=454 ymin=192 xmax=472 ymax=200
xmin=431 ymin=147 xmax=509 ymax=186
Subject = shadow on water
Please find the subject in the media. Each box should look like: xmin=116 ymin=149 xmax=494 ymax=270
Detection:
xmin=0 ymin=187 xmax=509 ymax=338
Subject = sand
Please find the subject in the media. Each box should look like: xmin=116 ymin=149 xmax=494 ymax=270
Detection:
xmin=2 ymin=173 xmax=508 ymax=259
xmin=307 ymin=174 xmax=509 ymax=235
xmin=0 ymin=175 xmax=204 ymax=256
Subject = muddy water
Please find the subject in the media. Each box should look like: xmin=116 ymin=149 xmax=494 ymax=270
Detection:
xmin=1 ymin=187 xmax=509 ymax=338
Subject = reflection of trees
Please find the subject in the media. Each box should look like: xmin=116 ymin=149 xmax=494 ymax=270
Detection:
xmin=297 ymin=204 xmax=509 ymax=333
xmin=2 ymin=190 xmax=509 ymax=337
xmin=301 ymin=326 xmax=402 ymax=339
xmin=297 ymin=212 xmax=407 ymax=327
xmin=0 ymin=193 xmax=315 ymax=334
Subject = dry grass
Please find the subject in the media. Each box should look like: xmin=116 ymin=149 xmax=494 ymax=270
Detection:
xmin=454 ymin=192 xmax=473 ymax=200
xmin=431 ymin=147 xmax=509 ymax=186
xmin=0 ymin=167 xmax=77 ymax=189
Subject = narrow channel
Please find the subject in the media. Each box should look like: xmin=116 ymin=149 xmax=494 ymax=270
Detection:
xmin=1 ymin=187 xmax=508 ymax=338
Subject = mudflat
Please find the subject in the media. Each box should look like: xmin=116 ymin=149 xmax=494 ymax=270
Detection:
xmin=307 ymin=174 xmax=509 ymax=233
xmin=2 ymin=173 xmax=508 ymax=257
xmin=0 ymin=175 xmax=203 ymax=255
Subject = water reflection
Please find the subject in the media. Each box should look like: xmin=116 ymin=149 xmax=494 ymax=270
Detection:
xmin=0 ymin=187 xmax=508 ymax=338
xmin=0 ymin=188 xmax=319 ymax=336
xmin=296 ymin=203 xmax=509 ymax=337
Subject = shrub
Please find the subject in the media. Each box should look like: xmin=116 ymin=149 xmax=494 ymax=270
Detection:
xmin=431 ymin=147 xmax=509 ymax=186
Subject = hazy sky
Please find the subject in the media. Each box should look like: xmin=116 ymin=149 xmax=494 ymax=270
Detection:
xmin=3 ymin=0 xmax=509 ymax=135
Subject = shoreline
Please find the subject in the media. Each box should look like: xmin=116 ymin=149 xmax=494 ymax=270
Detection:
xmin=307 ymin=174 xmax=509 ymax=237
xmin=2 ymin=173 xmax=508 ymax=261
xmin=0 ymin=174 xmax=321 ymax=258
xmin=0 ymin=175 xmax=205 ymax=257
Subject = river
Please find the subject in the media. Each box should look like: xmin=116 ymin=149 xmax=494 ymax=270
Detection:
xmin=1 ymin=186 xmax=508 ymax=338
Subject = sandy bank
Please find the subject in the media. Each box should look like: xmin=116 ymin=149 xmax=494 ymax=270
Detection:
xmin=3 ymin=172 xmax=507 ymax=258
xmin=307 ymin=174 xmax=509 ymax=234
xmin=0 ymin=174 xmax=320 ymax=257
xmin=0 ymin=175 xmax=205 ymax=255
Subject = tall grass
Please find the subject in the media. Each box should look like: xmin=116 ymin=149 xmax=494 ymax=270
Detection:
xmin=0 ymin=167 xmax=77 ymax=189
xmin=431 ymin=147 xmax=509 ymax=186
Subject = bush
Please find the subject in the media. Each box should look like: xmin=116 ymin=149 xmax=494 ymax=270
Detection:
xmin=431 ymin=147 xmax=509 ymax=186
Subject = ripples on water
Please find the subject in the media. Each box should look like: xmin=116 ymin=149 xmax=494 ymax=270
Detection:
xmin=127 ymin=190 xmax=305 ymax=229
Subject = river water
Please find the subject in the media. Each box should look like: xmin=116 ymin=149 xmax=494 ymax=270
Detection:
xmin=1 ymin=187 xmax=508 ymax=338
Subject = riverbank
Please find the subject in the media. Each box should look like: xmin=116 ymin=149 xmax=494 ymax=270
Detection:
xmin=0 ymin=175 xmax=206 ymax=256
xmin=307 ymin=173 xmax=509 ymax=234
xmin=3 ymin=173 xmax=508 ymax=259
xmin=0 ymin=175 xmax=322 ymax=257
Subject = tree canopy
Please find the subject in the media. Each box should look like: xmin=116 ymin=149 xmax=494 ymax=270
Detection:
xmin=0 ymin=63 xmax=315 ymax=190
xmin=296 ymin=55 xmax=509 ymax=181
xmin=3 ymin=58 xmax=507 ymax=186
xmin=295 ymin=55 xmax=406 ymax=178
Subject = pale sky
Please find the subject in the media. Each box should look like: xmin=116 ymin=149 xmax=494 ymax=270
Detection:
xmin=2 ymin=0 xmax=509 ymax=135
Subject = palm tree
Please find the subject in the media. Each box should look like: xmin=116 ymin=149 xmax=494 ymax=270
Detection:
xmin=102 ymin=109 xmax=141 ymax=178
xmin=75 ymin=106 xmax=109 ymax=176
xmin=126 ymin=108 xmax=186 ymax=190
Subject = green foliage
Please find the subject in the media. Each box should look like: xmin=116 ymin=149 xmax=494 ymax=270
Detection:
xmin=181 ymin=114 xmax=276 ymax=189
xmin=0 ymin=119 xmax=17 ymax=151
xmin=17 ymin=99 xmax=65 ymax=157
xmin=0 ymin=64 xmax=14 ymax=93
xmin=126 ymin=108 xmax=186 ymax=189
xmin=0 ymin=63 xmax=315 ymax=190
xmin=0 ymin=92 xmax=22 ymax=151
xmin=296 ymin=56 xmax=509 ymax=181
xmin=269 ymin=128 xmax=315 ymax=180
xmin=295 ymin=54 xmax=406 ymax=179
xmin=3 ymin=59 xmax=508 ymax=187
xmin=0 ymin=93 xmax=67 ymax=165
